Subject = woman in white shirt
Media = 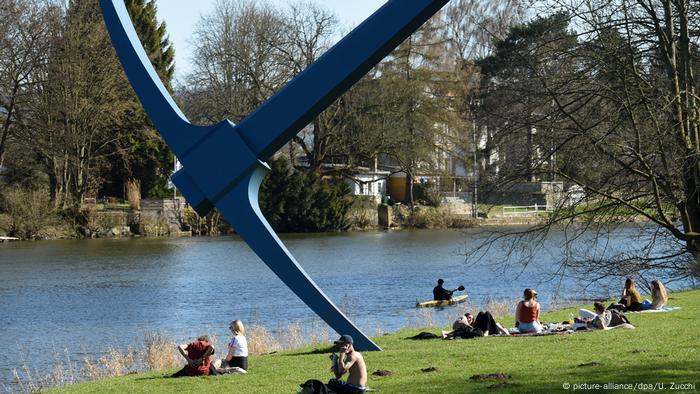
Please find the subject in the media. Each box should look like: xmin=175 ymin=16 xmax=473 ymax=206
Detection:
xmin=224 ymin=320 xmax=249 ymax=370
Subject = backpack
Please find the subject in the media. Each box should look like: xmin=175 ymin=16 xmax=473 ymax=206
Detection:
xmin=299 ymin=379 xmax=332 ymax=394
xmin=609 ymin=310 xmax=631 ymax=326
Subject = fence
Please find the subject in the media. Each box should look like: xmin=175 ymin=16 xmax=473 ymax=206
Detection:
xmin=440 ymin=192 xmax=472 ymax=203
xmin=502 ymin=204 xmax=551 ymax=216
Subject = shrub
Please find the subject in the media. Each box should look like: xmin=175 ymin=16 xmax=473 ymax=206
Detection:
xmin=246 ymin=325 xmax=282 ymax=355
xmin=143 ymin=331 xmax=177 ymax=371
xmin=0 ymin=185 xmax=55 ymax=239
xmin=346 ymin=196 xmax=377 ymax=229
xmin=392 ymin=205 xmax=449 ymax=229
xmin=423 ymin=182 xmax=442 ymax=207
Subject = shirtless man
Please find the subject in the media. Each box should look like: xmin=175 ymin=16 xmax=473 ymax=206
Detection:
xmin=329 ymin=334 xmax=367 ymax=393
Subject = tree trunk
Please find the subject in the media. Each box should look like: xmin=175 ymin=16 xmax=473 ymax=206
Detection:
xmin=127 ymin=178 xmax=141 ymax=210
xmin=527 ymin=125 xmax=536 ymax=182
xmin=405 ymin=170 xmax=414 ymax=208
xmin=0 ymin=124 xmax=8 ymax=169
xmin=681 ymin=160 xmax=700 ymax=260
xmin=0 ymin=84 xmax=19 ymax=170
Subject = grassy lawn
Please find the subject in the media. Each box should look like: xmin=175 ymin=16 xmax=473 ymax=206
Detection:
xmin=50 ymin=290 xmax=700 ymax=393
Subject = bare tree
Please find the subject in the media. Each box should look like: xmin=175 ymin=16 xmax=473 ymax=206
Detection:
xmin=443 ymin=0 xmax=529 ymax=193
xmin=19 ymin=0 xmax=134 ymax=209
xmin=471 ymin=0 xmax=700 ymax=283
xmin=0 ymin=0 xmax=56 ymax=169
xmin=182 ymin=0 xmax=287 ymax=124
xmin=278 ymin=2 xmax=341 ymax=173
xmin=445 ymin=0 xmax=529 ymax=62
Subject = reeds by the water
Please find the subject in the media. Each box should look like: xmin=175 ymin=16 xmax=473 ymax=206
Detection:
xmin=8 ymin=332 xmax=177 ymax=393
xmin=8 ymin=322 xmax=339 ymax=393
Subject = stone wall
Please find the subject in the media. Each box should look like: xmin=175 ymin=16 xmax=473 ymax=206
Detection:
xmin=480 ymin=182 xmax=564 ymax=209
xmin=140 ymin=197 xmax=187 ymax=236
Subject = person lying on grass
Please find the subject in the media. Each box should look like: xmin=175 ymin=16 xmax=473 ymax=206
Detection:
xmin=578 ymin=302 xmax=634 ymax=329
xmin=172 ymin=335 xmax=214 ymax=377
xmin=442 ymin=311 xmax=510 ymax=339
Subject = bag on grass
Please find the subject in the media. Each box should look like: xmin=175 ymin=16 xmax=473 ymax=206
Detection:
xmin=299 ymin=379 xmax=332 ymax=394
xmin=407 ymin=332 xmax=440 ymax=340
xmin=609 ymin=310 xmax=631 ymax=326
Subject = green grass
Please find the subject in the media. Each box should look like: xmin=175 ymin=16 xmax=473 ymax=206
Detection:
xmin=50 ymin=290 xmax=700 ymax=393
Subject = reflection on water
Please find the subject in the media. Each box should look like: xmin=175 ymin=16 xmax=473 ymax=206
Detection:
xmin=0 ymin=227 xmax=690 ymax=388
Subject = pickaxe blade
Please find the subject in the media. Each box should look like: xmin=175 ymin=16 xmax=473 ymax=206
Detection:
xmin=100 ymin=0 xmax=450 ymax=351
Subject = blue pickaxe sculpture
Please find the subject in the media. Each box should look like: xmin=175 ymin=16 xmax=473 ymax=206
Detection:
xmin=100 ymin=0 xmax=449 ymax=351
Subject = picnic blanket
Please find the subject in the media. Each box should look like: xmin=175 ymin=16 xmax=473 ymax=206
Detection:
xmin=628 ymin=306 xmax=681 ymax=313
xmin=603 ymin=323 xmax=635 ymax=330
xmin=506 ymin=330 xmax=576 ymax=337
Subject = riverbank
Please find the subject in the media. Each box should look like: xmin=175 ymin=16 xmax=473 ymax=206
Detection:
xmin=48 ymin=289 xmax=700 ymax=393
xmin=0 ymin=204 xmax=541 ymax=242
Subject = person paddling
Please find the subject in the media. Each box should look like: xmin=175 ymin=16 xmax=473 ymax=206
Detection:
xmin=432 ymin=279 xmax=464 ymax=301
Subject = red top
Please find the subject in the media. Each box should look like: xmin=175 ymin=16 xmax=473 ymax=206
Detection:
xmin=518 ymin=301 xmax=539 ymax=323
xmin=185 ymin=341 xmax=212 ymax=376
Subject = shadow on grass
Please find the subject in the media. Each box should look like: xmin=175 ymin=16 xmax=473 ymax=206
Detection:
xmin=284 ymin=345 xmax=336 ymax=356
xmin=134 ymin=374 xmax=171 ymax=381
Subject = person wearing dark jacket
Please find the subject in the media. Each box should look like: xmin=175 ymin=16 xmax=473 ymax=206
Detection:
xmin=433 ymin=279 xmax=453 ymax=301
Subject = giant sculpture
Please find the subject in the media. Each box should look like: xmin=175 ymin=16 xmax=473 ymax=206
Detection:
xmin=100 ymin=0 xmax=450 ymax=351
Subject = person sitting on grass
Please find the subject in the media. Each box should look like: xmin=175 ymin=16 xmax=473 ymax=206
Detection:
xmin=618 ymin=277 xmax=644 ymax=312
xmin=442 ymin=311 xmax=510 ymax=339
xmin=651 ymin=280 xmax=668 ymax=309
xmin=328 ymin=334 xmax=368 ymax=394
xmin=223 ymin=319 xmax=248 ymax=370
xmin=515 ymin=288 xmax=543 ymax=333
xmin=171 ymin=335 xmax=214 ymax=377
xmin=210 ymin=319 xmax=249 ymax=375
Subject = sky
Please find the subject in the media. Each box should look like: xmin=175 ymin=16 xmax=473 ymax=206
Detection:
xmin=155 ymin=0 xmax=387 ymax=81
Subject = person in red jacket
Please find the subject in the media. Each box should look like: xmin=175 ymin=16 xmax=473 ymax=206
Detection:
xmin=171 ymin=335 xmax=214 ymax=377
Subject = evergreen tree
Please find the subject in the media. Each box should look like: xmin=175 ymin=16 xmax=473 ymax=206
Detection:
xmin=259 ymin=159 xmax=352 ymax=232
xmin=125 ymin=0 xmax=174 ymax=88
xmin=107 ymin=0 xmax=176 ymax=205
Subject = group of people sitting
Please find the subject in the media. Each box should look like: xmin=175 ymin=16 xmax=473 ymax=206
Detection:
xmin=172 ymin=320 xmax=366 ymax=393
xmin=171 ymin=277 xmax=669 ymax=393
xmin=608 ymin=278 xmax=668 ymax=312
xmin=441 ymin=277 xmax=669 ymax=337
xmin=171 ymin=319 xmax=249 ymax=378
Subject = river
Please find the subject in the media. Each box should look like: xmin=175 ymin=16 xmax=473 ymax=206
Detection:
xmin=0 ymin=227 xmax=691 ymax=389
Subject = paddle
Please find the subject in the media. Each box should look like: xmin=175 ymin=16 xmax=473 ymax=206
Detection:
xmin=445 ymin=285 xmax=465 ymax=299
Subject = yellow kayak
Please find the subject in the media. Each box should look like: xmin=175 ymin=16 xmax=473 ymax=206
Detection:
xmin=416 ymin=294 xmax=469 ymax=308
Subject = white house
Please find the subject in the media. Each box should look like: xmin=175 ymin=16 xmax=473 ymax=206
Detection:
xmin=344 ymin=168 xmax=390 ymax=202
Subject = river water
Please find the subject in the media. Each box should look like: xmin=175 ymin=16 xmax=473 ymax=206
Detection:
xmin=0 ymin=227 xmax=691 ymax=389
